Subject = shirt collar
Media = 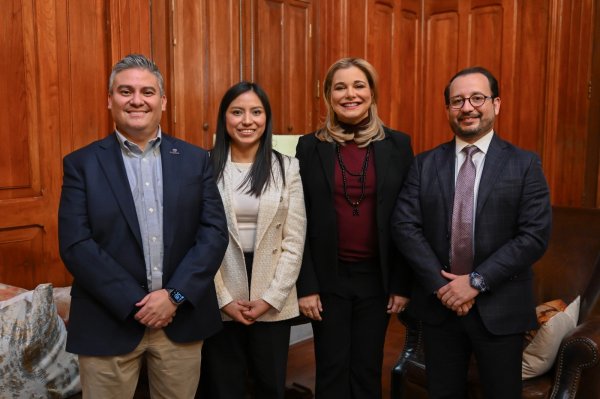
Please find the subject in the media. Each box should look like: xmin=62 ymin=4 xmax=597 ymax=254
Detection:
xmin=116 ymin=127 xmax=162 ymax=156
xmin=455 ymin=129 xmax=494 ymax=156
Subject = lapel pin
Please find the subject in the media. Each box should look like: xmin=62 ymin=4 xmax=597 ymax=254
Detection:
xmin=169 ymin=148 xmax=180 ymax=155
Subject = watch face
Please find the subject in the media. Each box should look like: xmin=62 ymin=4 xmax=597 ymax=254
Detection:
xmin=170 ymin=290 xmax=185 ymax=304
xmin=470 ymin=273 xmax=486 ymax=291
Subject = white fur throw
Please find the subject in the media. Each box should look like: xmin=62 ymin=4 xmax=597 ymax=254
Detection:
xmin=0 ymin=283 xmax=80 ymax=398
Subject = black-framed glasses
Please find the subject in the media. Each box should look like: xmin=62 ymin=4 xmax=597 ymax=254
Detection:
xmin=448 ymin=94 xmax=493 ymax=109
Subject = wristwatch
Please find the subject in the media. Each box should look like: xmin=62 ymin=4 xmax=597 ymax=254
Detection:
xmin=469 ymin=272 xmax=488 ymax=293
xmin=166 ymin=288 xmax=186 ymax=305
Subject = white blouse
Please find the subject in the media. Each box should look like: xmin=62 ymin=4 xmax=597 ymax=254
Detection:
xmin=231 ymin=162 xmax=259 ymax=253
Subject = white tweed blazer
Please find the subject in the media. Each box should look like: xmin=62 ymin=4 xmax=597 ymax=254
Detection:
xmin=214 ymin=152 xmax=306 ymax=322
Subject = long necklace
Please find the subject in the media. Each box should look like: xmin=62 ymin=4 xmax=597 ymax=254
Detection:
xmin=336 ymin=144 xmax=370 ymax=216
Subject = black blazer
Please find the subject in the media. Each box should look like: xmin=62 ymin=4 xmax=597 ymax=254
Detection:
xmin=59 ymin=133 xmax=228 ymax=356
xmin=391 ymin=133 xmax=552 ymax=335
xmin=295 ymin=127 xmax=414 ymax=298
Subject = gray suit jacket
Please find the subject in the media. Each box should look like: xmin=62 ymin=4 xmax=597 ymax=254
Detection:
xmin=391 ymin=133 xmax=551 ymax=335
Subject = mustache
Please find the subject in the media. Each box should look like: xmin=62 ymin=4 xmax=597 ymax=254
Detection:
xmin=458 ymin=112 xmax=480 ymax=121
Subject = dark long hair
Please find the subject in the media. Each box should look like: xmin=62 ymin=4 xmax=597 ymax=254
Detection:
xmin=211 ymin=81 xmax=285 ymax=196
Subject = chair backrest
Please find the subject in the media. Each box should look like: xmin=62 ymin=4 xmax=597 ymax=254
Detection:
xmin=532 ymin=207 xmax=600 ymax=323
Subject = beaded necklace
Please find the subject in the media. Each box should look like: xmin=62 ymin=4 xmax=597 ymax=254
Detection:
xmin=336 ymin=143 xmax=370 ymax=216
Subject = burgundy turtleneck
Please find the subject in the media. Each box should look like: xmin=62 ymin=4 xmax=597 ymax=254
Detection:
xmin=334 ymin=121 xmax=378 ymax=262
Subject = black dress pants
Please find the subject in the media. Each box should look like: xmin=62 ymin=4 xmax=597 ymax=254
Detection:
xmin=422 ymin=307 xmax=524 ymax=399
xmin=199 ymin=320 xmax=291 ymax=399
xmin=312 ymin=258 xmax=390 ymax=399
xmin=198 ymin=252 xmax=292 ymax=399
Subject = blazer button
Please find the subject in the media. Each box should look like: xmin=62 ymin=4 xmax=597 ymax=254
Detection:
xmin=280 ymin=196 xmax=283 ymax=202
xmin=272 ymin=248 xmax=278 ymax=254
xmin=276 ymin=223 xmax=282 ymax=229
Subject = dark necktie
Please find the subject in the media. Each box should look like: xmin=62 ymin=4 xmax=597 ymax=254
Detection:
xmin=451 ymin=146 xmax=479 ymax=275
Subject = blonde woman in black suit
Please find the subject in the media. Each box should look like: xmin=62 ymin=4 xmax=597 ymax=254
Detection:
xmin=199 ymin=81 xmax=306 ymax=399
xmin=295 ymin=58 xmax=414 ymax=398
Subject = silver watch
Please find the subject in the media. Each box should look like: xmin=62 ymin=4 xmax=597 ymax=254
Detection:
xmin=469 ymin=272 xmax=488 ymax=292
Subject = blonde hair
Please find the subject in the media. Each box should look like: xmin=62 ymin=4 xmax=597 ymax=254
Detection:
xmin=316 ymin=57 xmax=385 ymax=147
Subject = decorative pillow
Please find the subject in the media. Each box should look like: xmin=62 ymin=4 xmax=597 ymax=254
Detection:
xmin=522 ymin=296 xmax=580 ymax=380
xmin=0 ymin=283 xmax=81 ymax=398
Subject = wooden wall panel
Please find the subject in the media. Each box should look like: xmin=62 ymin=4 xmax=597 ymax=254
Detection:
xmin=204 ymin=0 xmax=242 ymax=139
xmin=0 ymin=0 xmax=37 ymax=199
xmin=589 ymin=0 xmax=600 ymax=207
xmin=284 ymin=1 xmax=315 ymax=134
xmin=545 ymin=0 xmax=596 ymax=206
xmin=468 ymin=6 xmax=502 ymax=77
xmin=151 ymin=0 xmax=174 ymax=135
xmin=0 ymin=227 xmax=44 ymax=289
xmin=466 ymin=1 xmax=515 ymax=145
xmin=395 ymin=1 xmax=421 ymax=138
xmin=171 ymin=0 xmax=207 ymax=145
xmin=422 ymin=6 xmax=459 ymax=150
xmin=108 ymin=0 xmax=152 ymax=64
xmin=316 ymin=0 xmax=364 ymax=121
xmin=367 ymin=1 xmax=397 ymax=126
xmin=59 ymin=1 xmax=112 ymax=152
xmin=168 ymin=0 xmax=242 ymax=147
xmin=348 ymin=0 xmax=369 ymax=57
xmin=255 ymin=0 xmax=314 ymax=135
xmin=505 ymin=0 xmax=549 ymax=152
xmin=256 ymin=0 xmax=286 ymax=133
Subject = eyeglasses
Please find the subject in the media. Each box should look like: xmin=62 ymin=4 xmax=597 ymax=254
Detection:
xmin=448 ymin=94 xmax=493 ymax=109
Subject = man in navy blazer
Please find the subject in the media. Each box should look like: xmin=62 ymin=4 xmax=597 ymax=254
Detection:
xmin=392 ymin=67 xmax=551 ymax=399
xmin=58 ymin=54 xmax=228 ymax=398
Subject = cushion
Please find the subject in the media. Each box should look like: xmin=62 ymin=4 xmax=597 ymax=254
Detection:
xmin=522 ymin=296 xmax=580 ymax=379
xmin=0 ymin=283 xmax=81 ymax=398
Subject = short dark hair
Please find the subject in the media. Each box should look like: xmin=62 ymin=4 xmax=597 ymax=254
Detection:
xmin=109 ymin=54 xmax=165 ymax=96
xmin=211 ymin=81 xmax=285 ymax=196
xmin=444 ymin=66 xmax=499 ymax=106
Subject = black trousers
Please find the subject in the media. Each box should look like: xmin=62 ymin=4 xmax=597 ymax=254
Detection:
xmin=312 ymin=258 xmax=390 ymax=399
xmin=422 ymin=307 xmax=524 ymax=399
xmin=199 ymin=320 xmax=291 ymax=399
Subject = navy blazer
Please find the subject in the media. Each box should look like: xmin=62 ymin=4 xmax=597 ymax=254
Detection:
xmin=295 ymin=127 xmax=414 ymax=298
xmin=391 ymin=133 xmax=552 ymax=335
xmin=59 ymin=133 xmax=228 ymax=356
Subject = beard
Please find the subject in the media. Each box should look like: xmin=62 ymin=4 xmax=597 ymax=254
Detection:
xmin=451 ymin=112 xmax=493 ymax=141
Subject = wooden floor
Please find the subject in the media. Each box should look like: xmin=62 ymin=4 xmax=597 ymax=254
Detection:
xmin=285 ymin=315 xmax=406 ymax=398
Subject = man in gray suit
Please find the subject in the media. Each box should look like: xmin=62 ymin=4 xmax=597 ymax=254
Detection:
xmin=391 ymin=66 xmax=552 ymax=399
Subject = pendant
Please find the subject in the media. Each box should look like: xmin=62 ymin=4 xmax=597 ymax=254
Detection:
xmin=353 ymin=207 xmax=359 ymax=216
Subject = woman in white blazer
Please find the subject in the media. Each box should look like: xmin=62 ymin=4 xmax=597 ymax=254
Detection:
xmin=198 ymin=82 xmax=306 ymax=399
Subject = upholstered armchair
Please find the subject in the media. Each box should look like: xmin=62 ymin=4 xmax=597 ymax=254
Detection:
xmin=391 ymin=207 xmax=600 ymax=399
